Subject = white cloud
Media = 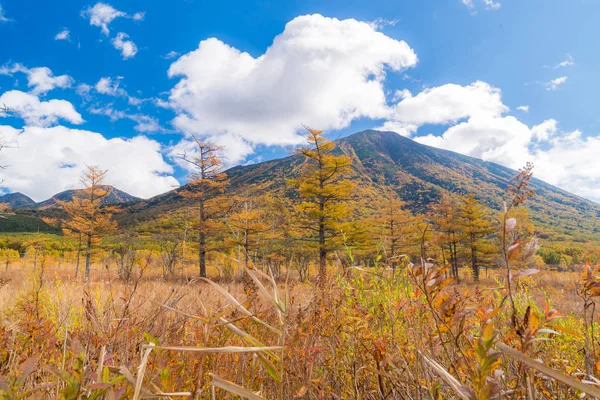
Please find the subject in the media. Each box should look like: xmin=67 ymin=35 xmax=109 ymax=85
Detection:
xmin=0 ymin=5 xmax=13 ymax=22
xmin=95 ymin=76 xmax=127 ymax=96
xmin=132 ymin=11 xmax=145 ymax=21
xmin=161 ymin=51 xmax=180 ymax=60
xmin=546 ymin=76 xmax=567 ymax=91
xmin=94 ymin=76 xmax=143 ymax=105
xmin=167 ymin=14 xmax=417 ymax=163
xmin=415 ymin=115 xmax=534 ymax=169
xmin=461 ymin=0 xmax=501 ymax=11
xmin=369 ymin=18 xmax=400 ymax=30
xmin=89 ymin=104 xmax=165 ymax=133
xmin=55 ymin=29 xmax=70 ymax=41
xmin=516 ymin=105 xmax=529 ymax=112
xmin=461 ymin=0 xmax=500 ymax=13
xmin=81 ymin=2 xmax=129 ymax=35
xmin=112 ymin=32 xmax=138 ymax=59
xmin=483 ymin=0 xmax=501 ymax=9
xmin=552 ymin=54 xmax=575 ymax=69
xmin=392 ymin=89 xmax=412 ymax=102
xmin=0 ymin=64 xmax=74 ymax=95
xmin=531 ymin=132 xmax=600 ymax=201
xmin=388 ymin=81 xmax=507 ymax=126
xmin=76 ymin=83 xmax=93 ymax=100
xmin=0 ymin=90 xmax=83 ymax=127
xmin=0 ymin=125 xmax=178 ymax=201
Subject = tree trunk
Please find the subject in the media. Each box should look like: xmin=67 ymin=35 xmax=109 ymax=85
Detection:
xmin=85 ymin=233 xmax=92 ymax=279
xmin=318 ymin=214 xmax=326 ymax=288
xmin=199 ymin=200 xmax=206 ymax=277
xmin=470 ymin=233 xmax=479 ymax=281
xmin=75 ymin=232 xmax=82 ymax=278
xmin=244 ymin=230 xmax=249 ymax=270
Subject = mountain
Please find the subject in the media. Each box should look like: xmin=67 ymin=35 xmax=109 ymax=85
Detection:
xmin=0 ymin=192 xmax=36 ymax=208
xmin=0 ymin=186 xmax=138 ymax=210
xmin=33 ymin=186 xmax=139 ymax=210
xmin=118 ymin=130 xmax=600 ymax=242
xmin=2 ymin=130 xmax=599 ymax=241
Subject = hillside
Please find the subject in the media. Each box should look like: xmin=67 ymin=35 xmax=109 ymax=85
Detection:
xmin=0 ymin=192 xmax=36 ymax=208
xmin=34 ymin=185 xmax=139 ymax=210
xmin=2 ymin=130 xmax=599 ymax=241
xmin=117 ymin=130 xmax=600 ymax=242
xmin=0 ymin=186 xmax=139 ymax=210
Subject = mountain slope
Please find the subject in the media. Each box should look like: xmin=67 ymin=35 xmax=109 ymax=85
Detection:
xmin=118 ymin=130 xmax=600 ymax=241
xmin=0 ymin=192 xmax=36 ymax=208
xmin=32 ymin=186 xmax=138 ymax=210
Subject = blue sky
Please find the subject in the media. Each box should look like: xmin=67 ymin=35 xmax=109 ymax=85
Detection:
xmin=0 ymin=0 xmax=599 ymax=202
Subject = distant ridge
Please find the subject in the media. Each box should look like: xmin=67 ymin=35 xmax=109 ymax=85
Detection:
xmin=0 ymin=186 xmax=139 ymax=210
xmin=0 ymin=192 xmax=36 ymax=208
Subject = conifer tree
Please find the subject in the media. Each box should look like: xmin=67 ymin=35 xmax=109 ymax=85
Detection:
xmin=226 ymin=195 xmax=272 ymax=270
xmin=376 ymin=192 xmax=412 ymax=270
xmin=431 ymin=194 xmax=462 ymax=278
xmin=58 ymin=166 xmax=117 ymax=279
xmin=290 ymin=127 xmax=355 ymax=287
xmin=178 ymin=136 xmax=229 ymax=277
xmin=457 ymin=194 xmax=493 ymax=281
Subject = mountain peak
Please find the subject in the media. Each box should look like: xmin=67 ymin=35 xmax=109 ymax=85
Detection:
xmin=0 ymin=186 xmax=139 ymax=210
xmin=0 ymin=192 xmax=36 ymax=208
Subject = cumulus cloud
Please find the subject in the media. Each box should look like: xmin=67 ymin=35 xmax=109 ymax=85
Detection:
xmin=55 ymin=28 xmax=70 ymax=41
xmin=81 ymin=2 xmax=141 ymax=35
xmin=0 ymin=90 xmax=83 ymax=127
xmin=0 ymin=64 xmax=74 ymax=95
xmin=516 ymin=105 xmax=529 ymax=112
xmin=167 ymin=14 xmax=417 ymax=163
xmin=388 ymin=81 xmax=507 ymax=126
xmin=0 ymin=125 xmax=178 ymax=201
xmin=415 ymin=116 xmax=545 ymax=169
xmin=546 ymin=76 xmax=568 ymax=91
xmin=533 ymin=132 xmax=600 ymax=201
xmin=112 ymin=32 xmax=138 ymax=59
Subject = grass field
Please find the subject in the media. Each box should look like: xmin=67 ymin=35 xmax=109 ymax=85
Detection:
xmin=0 ymin=255 xmax=598 ymax=399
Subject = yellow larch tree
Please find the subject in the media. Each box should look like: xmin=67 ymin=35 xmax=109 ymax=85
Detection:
xmin=431 ymin=193 xmax=462 ymax=279
xmin=58 ymin=166 xmax=117 ymax=279
xmin=290 ymin=127 xmax=355 ymax=287
xmin=375 ymin=191 xmax=412 ymax=270
xmin=178 ymin=136 xmax=229 ymax=277
xmin=457 ymin=194 xmax=494 ymax=281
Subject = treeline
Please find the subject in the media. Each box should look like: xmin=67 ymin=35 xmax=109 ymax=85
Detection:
xmin=19 ymin=128 xmax=598 ymax=281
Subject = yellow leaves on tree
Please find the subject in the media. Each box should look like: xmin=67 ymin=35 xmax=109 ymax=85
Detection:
xmin=458 ymin=194 xmax=494 ymax=281
xmin=178 ymin=136 xmax=229 ymax=277
xmin=290 ymin=127 xmax=355 ymax=287
xmin=58 ymin=166 xmax=117 ymax=279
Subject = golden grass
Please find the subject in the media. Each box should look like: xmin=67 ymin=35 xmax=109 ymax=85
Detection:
xmin=0 ymin=259 xmax=596 ymax=399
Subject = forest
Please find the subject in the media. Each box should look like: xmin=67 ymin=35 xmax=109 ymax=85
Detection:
xmin=1 ymin=127 xmax=600 ymax=399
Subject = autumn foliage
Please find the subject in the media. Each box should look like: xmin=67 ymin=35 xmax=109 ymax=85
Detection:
xmin=2 ymin=132 xmax=600 ymax=399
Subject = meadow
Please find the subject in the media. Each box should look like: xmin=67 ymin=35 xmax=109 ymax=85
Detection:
xmin=0 ymin=250 xmax=598 ymax=399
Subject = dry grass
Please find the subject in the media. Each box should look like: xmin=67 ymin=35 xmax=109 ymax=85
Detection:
xmin=0 ymin=258 xmax=597 ymax=399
